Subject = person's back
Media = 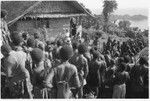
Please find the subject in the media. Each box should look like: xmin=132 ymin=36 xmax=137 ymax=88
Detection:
xmin=45 ymin=45 xmax=80 ymax=98
xmin=54 ymin=62 xmax=80 ymax=98
xmin=5 ymin=50 xmax=27 ymax=79
xmin=88 ymin=60 xmax=101 ymax=87
xmin=112 ymin=63 xmax=130 ymax=98
xmin=130 ymin=57 xmax=148 ymax=98
xmin=114 ymin=71 xmax=129 ymax=85
xmin=2 ymin=45 xmax=32 ymax=98
xmin=74 ymin=54 xmax=87 ymax=73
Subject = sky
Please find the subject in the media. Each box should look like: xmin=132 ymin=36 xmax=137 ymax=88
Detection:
xmin=77 ymin=0 xmax=150 ymax=15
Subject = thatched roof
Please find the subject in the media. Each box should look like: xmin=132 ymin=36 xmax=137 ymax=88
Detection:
xmin=1 ymin=1 xmax=94 ymax=26
xmin=1 ymin=1 xmax=39 ymax=23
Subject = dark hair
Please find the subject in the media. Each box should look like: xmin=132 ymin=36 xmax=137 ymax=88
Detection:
xmin=124 ymin=55 xmax=130 ymax=63
xmin=31 ymin=48 xmax=43 ymax=63
xmin=57 ymin=40 xmax=63 ymax=47
xmin=106 ymin=50 xmax=110 ymax=55
xmin=118 ymin=62 xmax=127 ymax=72
xmin=46 ymin=40 xmax=51 ymax=45
xmin=38 ymin=43 xmax=45 ymax=51
xmin=114 ymin=51 xmax=120 ymax=57
xmin=1 ymin=44 xmax=12 ymax=55
xmin=118 ymin=57 xmax=124 ymax=64
xmin=22 ymin=32 xmax=28 ymax=39
xmin=110 ymin=59 xmax=115 ymax=66
xmin=92 ymin=51 xmax=100 ymax=59
xmin=59 ymin=45 xmax=73 ymax=60
xmin=34 ymin=33 xmax=40 ymax=39
xmin=11 ymin=34 xmax=23 ymax=46
xmin=72 ymin=42 xmax=79 ymax=50
xmin=27 ymin=37 xmax=35 ymax=48
xmin=78 ymin=44 xmax=88 ymax=54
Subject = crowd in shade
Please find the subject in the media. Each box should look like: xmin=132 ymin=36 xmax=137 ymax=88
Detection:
xmin=1 ymin=10 xmax=149 ymax=99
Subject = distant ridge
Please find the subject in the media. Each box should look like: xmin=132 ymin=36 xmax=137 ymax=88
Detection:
xmin=110 ymin=14 xmax=148 ymax=21
xmin=95 ymin=14 xmax=148 ymax=21
xmin=91 ymin=8 xmax=148 ymax=16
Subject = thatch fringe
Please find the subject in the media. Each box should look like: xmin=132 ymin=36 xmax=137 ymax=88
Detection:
xmin=23 ymin=14 xmax=86 ymax=18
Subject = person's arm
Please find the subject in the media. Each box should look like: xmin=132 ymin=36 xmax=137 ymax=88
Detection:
xmin=71 ymin=67 xmax=80 ymax=97
xmin=44 ymin=68 xmax=55 ymax=88
xmin=72 ymin=67 xmax=80 ymax=88
xmin=5 ymin=57 xmax=15 ymax=79
xmin=83 ymin=59 xmax=89 ymax=79
xmin=10 ymin=64 xmax=30 ymax=83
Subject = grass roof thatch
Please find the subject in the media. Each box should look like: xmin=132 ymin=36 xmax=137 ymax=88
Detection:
xmin=1 ymin=1 xmax=95 ymax=26
xmin=1 ymin=1 xmax=38 ymax=23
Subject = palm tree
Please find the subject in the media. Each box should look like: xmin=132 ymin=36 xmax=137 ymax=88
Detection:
xmin=102 ymin=0 xmax=118 ymax=32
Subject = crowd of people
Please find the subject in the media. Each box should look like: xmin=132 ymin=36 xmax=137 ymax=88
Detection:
xmin=1 ymin=10 xmax=149 ymax=99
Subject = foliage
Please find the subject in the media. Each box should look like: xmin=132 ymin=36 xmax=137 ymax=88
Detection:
xmin=125 ymin=28 xmax=136 ymax=39
xmin=81 ymin=16 xmax=97 ymax=29
xmin=118 ymin=20 xmax=131 ymax=30
xmin=142 ymin=30 xmax=149 ymax=37
xmin=102 ymin=0 xmax=118 ymax=32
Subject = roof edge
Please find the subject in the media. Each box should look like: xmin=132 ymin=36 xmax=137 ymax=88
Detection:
xmin=75 ymin=1 xmax=95 ymax=18
xmin=8 ymin=1 xmax=42 ymax=26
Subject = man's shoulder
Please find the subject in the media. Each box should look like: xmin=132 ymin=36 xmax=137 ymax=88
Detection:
xmin=16 ymin=51 xmax=27 ymax=57
xmin=57 ymin=63 xmax=77 ymax=72
xmin=5 ymin=51 xmax=17 ymax=64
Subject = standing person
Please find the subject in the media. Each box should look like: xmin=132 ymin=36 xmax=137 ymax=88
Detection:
xmin=1 ymin=10 xmax=12 ymax=45
xmin=87 ymin=51 xmax=102 ymax=98
xmin=1 ymin=44 xmax=33 ymax=98
xmin=30 ymin=48 xmax=48 ymax=98
xmin=112 ymin=63 xmax=130 ymax=98
xmin=83 ymin=47 xmax=91 ymax=66
xmin=46 ymin=40 xmax=54 ymax=62
xmin=22 ymin=32 xmax=29 ymax=49
xmin=11 ymin=33 xmax=24 ymax=51
xmin=70 ymin=18 xmax=77 ymax=38
xmin=22 ymin=32 xmax=29 ymax=45
xmin=104 ymin=59 xmax=116 ymax=98
xmin=52 ymin=40 xmax=63 ymax=67
xmin=72 ymin=42 xmax=79 ymax=55
xmin=45 ymin=45 xmax=80 ymax=98
xmin=34 ymin=33 xmax=45 ymax=50
xmin=130 ymin=57 xmax=148 ymax=98
xmin=70 ymin=44 xmax=89 ymax=98
xmin=25 ymin=37 xmax=36 ymax=81
xmin=64 ymin=37 xmax=72 ymax=48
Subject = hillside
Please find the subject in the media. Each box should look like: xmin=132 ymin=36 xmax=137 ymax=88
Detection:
xmin=109 ymin=14 xmax=148 ymax=21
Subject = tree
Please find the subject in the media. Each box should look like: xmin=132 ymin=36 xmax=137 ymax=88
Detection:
xmin=125 ymin=28 xmax=136 ymax=39
xmin=102 ymin=0 xmax=118 ymax=32
xmin=142 ymin=30 xmax=149 ymax=37
xmin=118 ymin=20 xmax=131 ymax=30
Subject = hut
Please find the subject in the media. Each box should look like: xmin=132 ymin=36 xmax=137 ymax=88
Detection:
xmin=1 ymin=1 xmax=94 ymax=40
